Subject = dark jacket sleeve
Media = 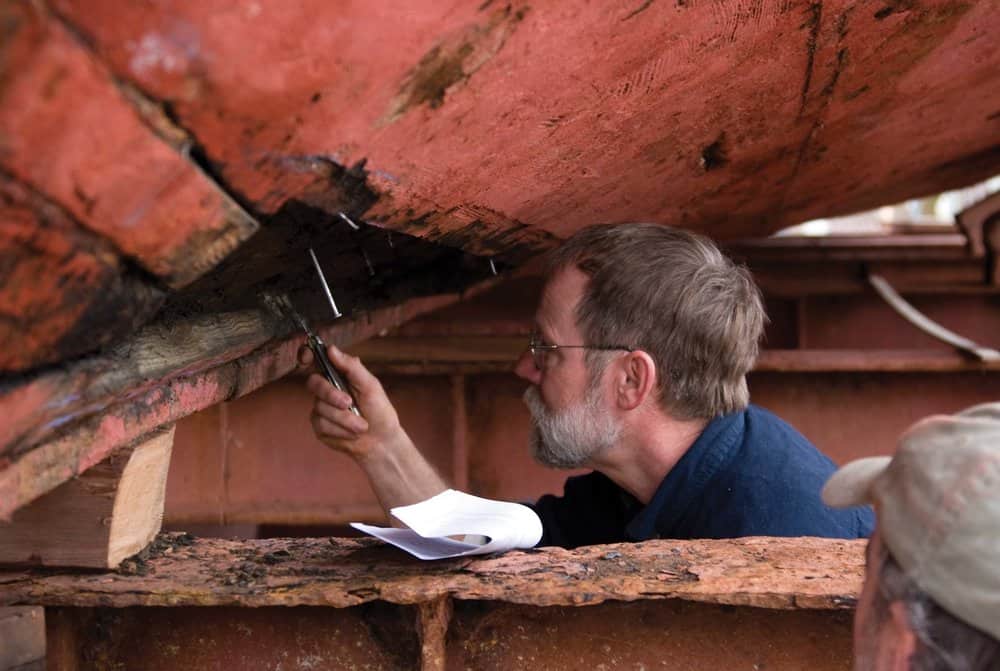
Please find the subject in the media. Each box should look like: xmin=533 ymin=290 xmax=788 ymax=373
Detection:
xmin=528 ymin=472 xmax=639 ymax=548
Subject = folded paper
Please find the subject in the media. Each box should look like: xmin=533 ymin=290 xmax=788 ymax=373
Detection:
xmin=351 ymin=489 xmax=543 ymax=560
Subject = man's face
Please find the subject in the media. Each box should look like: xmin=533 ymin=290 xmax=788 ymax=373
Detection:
xmin=514 ymin=267 xmax=622 ymax=468
xmin=854 ymin=529 xmax=914 ymax=671
xmin=855 ymin=530 xmax=887 ymax=670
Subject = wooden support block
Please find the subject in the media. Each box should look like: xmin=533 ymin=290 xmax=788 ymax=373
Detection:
xmin=0 ymin=607 xmax=44 ymax=671
xmin=0 ymin=426 xmax=175 ymax=569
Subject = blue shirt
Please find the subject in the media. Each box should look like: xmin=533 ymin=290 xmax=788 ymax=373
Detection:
xmin=531 ymin=404 xmax=874 ymax=548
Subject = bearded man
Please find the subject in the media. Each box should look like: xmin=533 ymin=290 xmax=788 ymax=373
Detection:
xmin=302 ymin=223 xmax=872 ymax=547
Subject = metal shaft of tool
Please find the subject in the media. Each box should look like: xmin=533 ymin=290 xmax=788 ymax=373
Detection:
xmin=308 ymin=248 xmax=342 ymax=318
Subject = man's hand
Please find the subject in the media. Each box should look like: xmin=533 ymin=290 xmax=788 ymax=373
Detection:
xmin=299 ymin=344 xmax=404 ymax=462
xmin=300 ymin=343 xmax=448 ymax=513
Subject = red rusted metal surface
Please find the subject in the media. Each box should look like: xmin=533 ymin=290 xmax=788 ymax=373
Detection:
xmin=45 ymin=606 xmax=414 ymax=671
xmin=446 ymin=600 xmax=853 ymax=671
xmin=42 ymin=600 xmax=854 ymax=671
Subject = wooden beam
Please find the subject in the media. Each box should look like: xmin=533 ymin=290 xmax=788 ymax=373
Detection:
xmin=0 ymin=173 xmax=165 ymax=372
xmin=0 ymin=534 xmax=864 ymax=610
xmin=0 ymin=426 xmax=174 ymax=569
xmin=0 ymin=607 xmax=44 ymax=671
xmin=48 ymin=0 xmax=1000 ymax=243
xmin=0 ymin=2 xmax=257 ymax=290
xmin=0 ymin=289 xmax=487 ymax=520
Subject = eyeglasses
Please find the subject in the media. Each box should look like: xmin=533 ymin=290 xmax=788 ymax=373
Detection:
xmin=528 ymin=331 xmax=634 ymax=370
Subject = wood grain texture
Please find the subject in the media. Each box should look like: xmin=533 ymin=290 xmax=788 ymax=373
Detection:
xmin=0 ymin=426 xmax=174 ymax=568
xmin=0 ymin=534 xmax=865 ymax=610
xmin=0 ymin=289 xmax=486 ymax=520
xmin=48 ymin=0 xmax=1000 ymax=243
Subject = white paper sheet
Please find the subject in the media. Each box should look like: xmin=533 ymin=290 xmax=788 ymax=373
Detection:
xmin=350 ymin=489 xmax=543 ymax=560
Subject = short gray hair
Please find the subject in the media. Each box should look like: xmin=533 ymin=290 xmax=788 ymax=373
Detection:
xmin=547 ymin=223 xmax=765 ymax=420
xmin=876 ymin=553 xmax=1000 ymax=670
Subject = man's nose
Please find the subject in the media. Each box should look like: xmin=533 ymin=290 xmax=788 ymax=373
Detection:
xmin=514 ymin=350 xmax=542 ymax=384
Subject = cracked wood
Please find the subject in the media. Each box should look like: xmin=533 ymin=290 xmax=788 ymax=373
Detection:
xmin=0 ymin=534 xmax=865 ymax=610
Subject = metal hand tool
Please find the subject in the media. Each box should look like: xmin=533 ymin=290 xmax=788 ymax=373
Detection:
xmin=304 ymin=248 xmax=361 ymax=415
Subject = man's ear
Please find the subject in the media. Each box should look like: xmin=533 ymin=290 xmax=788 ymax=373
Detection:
xmin=615 ymin=351 xmax=657 ymax=410
xmin=886 ymin=601 xmax=918 ymax=671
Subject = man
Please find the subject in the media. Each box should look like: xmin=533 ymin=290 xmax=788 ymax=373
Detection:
xmin=303 ymin=223 xmax=872 ymax=546
xmin=822 ymin=403 xmax=1000 ymax=670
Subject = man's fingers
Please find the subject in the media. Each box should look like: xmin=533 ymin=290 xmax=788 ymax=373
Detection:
xmin=313 ymin=400 xmax=369 ymax=433
xmin=297 ymin=344 xmax=315 ymax=368
xmin=312 ymin=414 xmax=364 ymax=442
xmin=306 ymin=373 xmax=354 ymax=408
xmin=326 ymin=345 xmax=380 ymax=394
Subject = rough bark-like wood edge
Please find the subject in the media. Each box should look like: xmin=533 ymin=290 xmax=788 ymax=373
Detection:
xmin=0 ymin=286 xmax=498 ymax=520
xmin=0 ymin=535 xmax=865 ymax=611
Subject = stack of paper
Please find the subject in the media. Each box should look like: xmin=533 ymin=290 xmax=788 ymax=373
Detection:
xmin=351 ymin=489 xmax=543 ymax=560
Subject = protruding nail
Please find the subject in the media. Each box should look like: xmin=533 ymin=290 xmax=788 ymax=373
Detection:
xmin=489 ymin=258 xmax=498 ymax=276
xmin=338 ymin=212 xmax=360 ymax=230
xmin=361 ymin=247 xmax=375 ymax=277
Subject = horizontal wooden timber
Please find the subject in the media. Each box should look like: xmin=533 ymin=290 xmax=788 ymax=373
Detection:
xmin=0 ymin=534 xmax=864 ymax=611
xmin=349 ymin=337 xmax=1000 ymax=374
xmin=0 ymin=290 xmax=487 ymax=521
xmin=49 ymin=0 xmax=1000 ymax=243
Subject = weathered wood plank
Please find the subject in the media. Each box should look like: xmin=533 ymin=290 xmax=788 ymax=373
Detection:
xmin=0 ymin=534 xmax=865 ymax=610
xmin=49 ymin=0 xmax=1000 ymax=245
xmin=0 ymin=290 xmax=482 ymax=520
xmin=0 ymin=2 xmax=258 ymax=290
xmin=0 ymin=174 xmax=165 ymax=372
xmin=0 ymin=426 xmax=174 ymax=569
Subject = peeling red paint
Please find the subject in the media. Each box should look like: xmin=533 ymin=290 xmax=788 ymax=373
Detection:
xmin=0 ymin=3 xmax=256 ymax=287
xmin=49 ymin=0 xmax=1000 ymax=244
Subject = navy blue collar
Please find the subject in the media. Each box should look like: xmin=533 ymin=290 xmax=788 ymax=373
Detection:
xmin=625 ymin=409 xmax=746 ymax=540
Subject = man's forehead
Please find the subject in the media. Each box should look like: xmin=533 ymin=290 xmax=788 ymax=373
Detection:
xmin=536 ymin=267 xmax=588 ymax=334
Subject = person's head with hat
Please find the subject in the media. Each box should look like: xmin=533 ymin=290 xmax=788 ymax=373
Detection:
xmin=823 ymin=402 xmax=1000 ymax=670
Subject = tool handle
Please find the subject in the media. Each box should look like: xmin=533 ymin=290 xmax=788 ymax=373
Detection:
xmin=309 ymin=336 xmax=361 ymax=416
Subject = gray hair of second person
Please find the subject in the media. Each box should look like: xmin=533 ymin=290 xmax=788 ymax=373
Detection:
xmin=547 ymin=223 xmax=766 ymax=420
xmin=872 ymin=552 xmax=1000 ymax=671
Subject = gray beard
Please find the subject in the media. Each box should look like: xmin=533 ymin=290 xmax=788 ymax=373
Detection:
xmin=523 ymin=385 xmax=622 ymax=469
